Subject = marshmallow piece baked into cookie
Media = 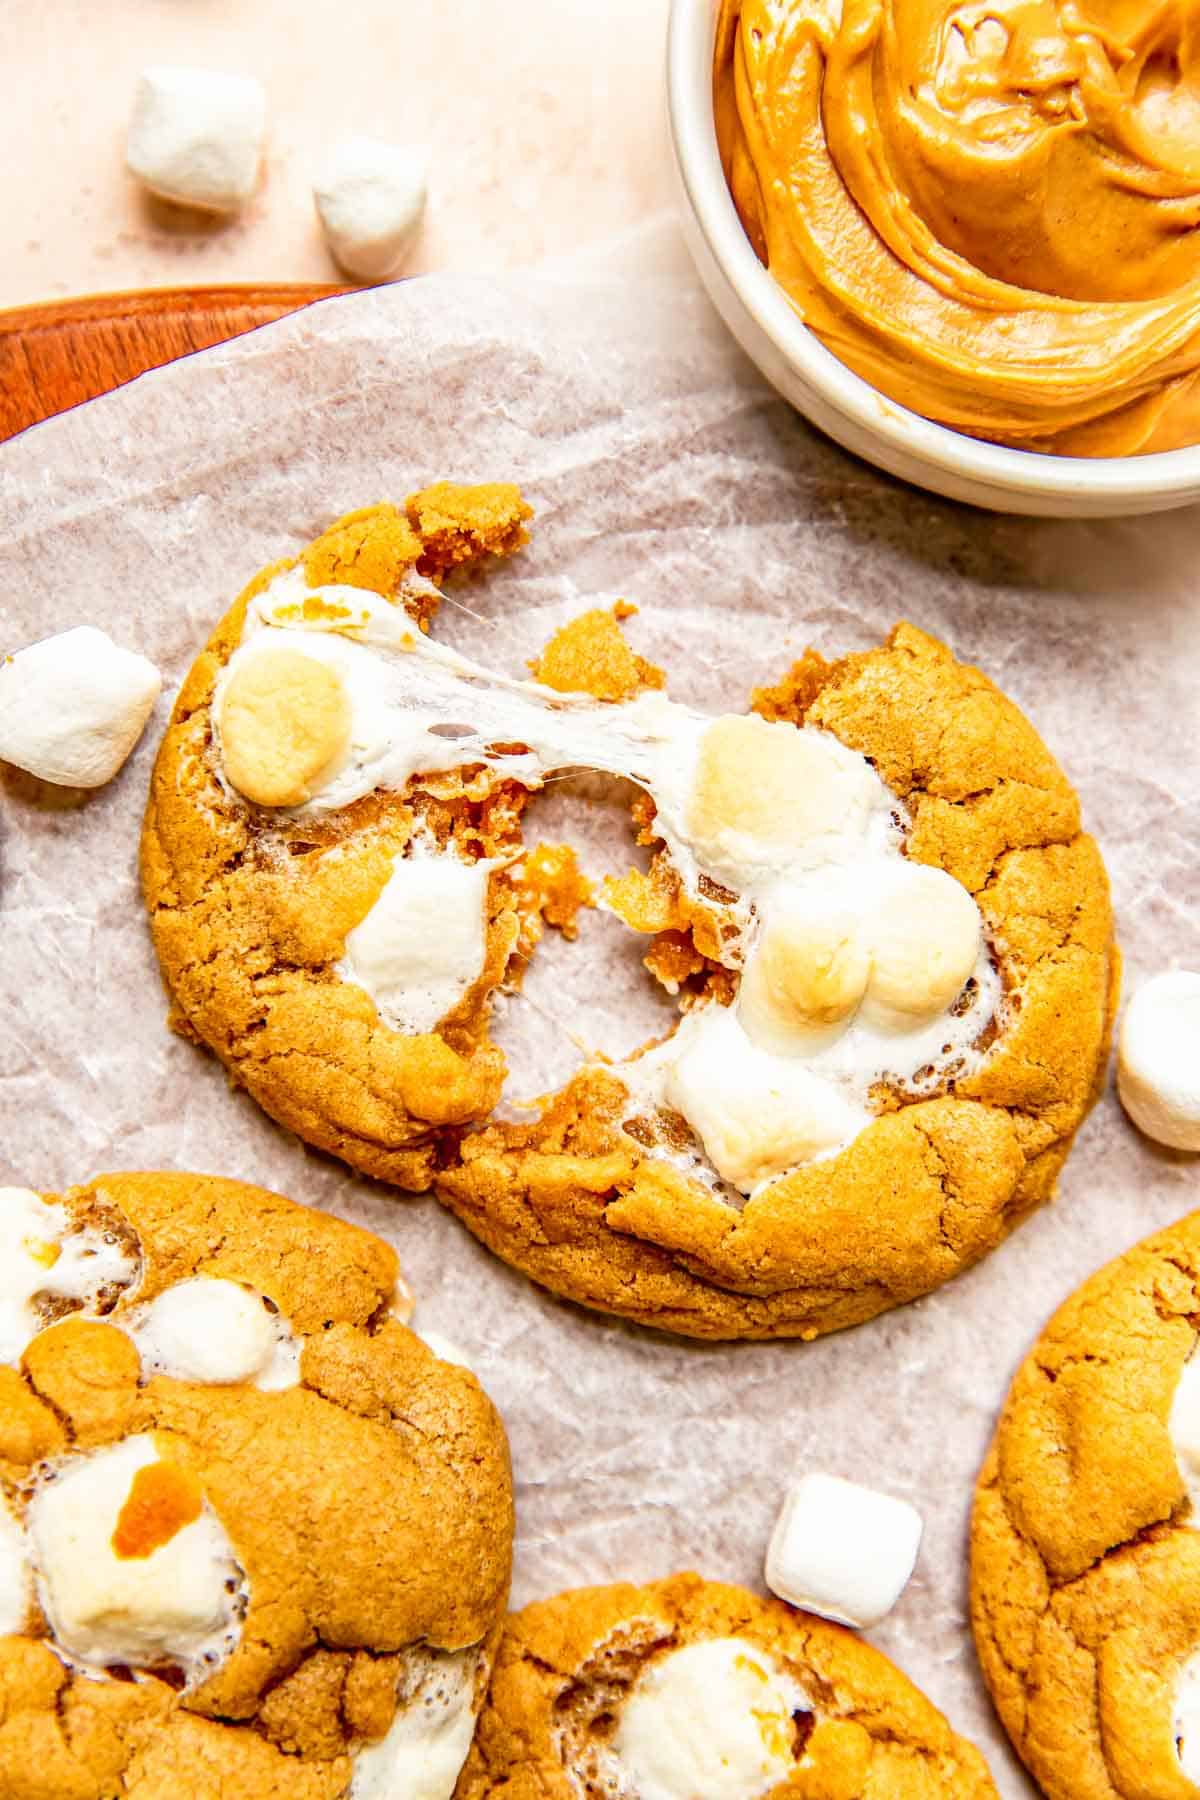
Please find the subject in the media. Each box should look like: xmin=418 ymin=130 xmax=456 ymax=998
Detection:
xmin=863 ymin=862 xmax=982 ymax=1027
xmin=29 ymin=1435 xmax=241 ymax=1674
xmin=766 ymin=1472 xmax=923 ymax=1628
xmin=127 ymin=66 xmax=266 ymax=212
xmin=1117 ymin=969 xmax=1200 ymax=1151
xmin=971 ymin=1209 xmax=1200 ymax=1800
xmin=456 ymin=1573 xmax=999 ymax=1797
xmin=0 ymin=626 xmax=160 ymax=787
xmin=0 ymin=1170 xmax=513 ymax=1799
xmin=339 ymin=849 xmax=490 ymax=1035
xmin=0 ymin=1186 xmax=139 ymax=1363
xmin=738 ymin=891 xmax=871 ymax=1051
xmin=218 ymin=642 xmax=352 ymax=807
xmin=314 ymin=135 xmax=429 ymax=280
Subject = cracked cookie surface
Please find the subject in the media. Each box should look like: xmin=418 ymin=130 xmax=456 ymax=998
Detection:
xmin=143 ymin=498 xmax=1117 ymax=1342
xmin=456 ymin=1572 xmax=998 ymax=1796
xmin=0 ymin=1172 xmax=513 ymax=1799
xmin=972 ymin=1213 xmax=1200 ymax=1800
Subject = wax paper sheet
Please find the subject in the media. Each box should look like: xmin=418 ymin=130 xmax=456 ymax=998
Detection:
xmin=2 ymin=219 xmax=1199 ymax=1794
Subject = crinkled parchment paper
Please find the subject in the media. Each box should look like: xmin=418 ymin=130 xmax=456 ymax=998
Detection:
xmin=2 ymin=220 xmax=1199 ymax=1793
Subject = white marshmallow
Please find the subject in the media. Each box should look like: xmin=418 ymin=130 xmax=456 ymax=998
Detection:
xmin=351 ymin=1648 xmax=478 ymax=1800
xmin=125 ymin=1277 xmax=299 ymax=1390
xmin=127 ymin=66 xmax=265 ymax=213
xmin=1176 ymin=1649 xmax=1200 ymax=1784
xmin=0 ymin=627 xmax=161 ymax=788
xmin=28 ymin=1435 xmax=243 ymax=1677
xmin=340 ymin=849 xmax=490 ymax=1035
xmin=612 ymin=1638 xmax=808 ymax=1800
xmin=1118 ymin=970 xmax=1200 ymax=1152
xmin=0 ymin=1498 xmax=30 ymax=1637
xmin=0 ymin=1187 xmax=139 ymax=1364
xmin=1169 ymin=1347 xmax=1200 ymax=1518
xmin=662 ymin=1004 xmax=869 ymax=1193
xmin=418 ymin=1330 xmax=474 ymax=1371
xmin=314 ymin=136 xmax=429 ymax=281
xmin=766 ymin=1472 xmax=923 ymax=1628
xmin=390 ymin=1272 xmax=416 ymax=1325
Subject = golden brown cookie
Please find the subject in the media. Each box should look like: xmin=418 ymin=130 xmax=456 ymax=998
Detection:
xmin=144 ymin=498 xmax=1116 ymax=1341
xmin=457 ymin=1572 xmax=998 ymax=1797
xmin=972 ymin=1213 xmax=1200 ymax=1800
xmin=0 ymin=1172 xmax=513 ymax=1799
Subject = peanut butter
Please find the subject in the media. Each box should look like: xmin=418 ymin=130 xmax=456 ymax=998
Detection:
xmin=715 ymin=1 xmax=1200 ymax=455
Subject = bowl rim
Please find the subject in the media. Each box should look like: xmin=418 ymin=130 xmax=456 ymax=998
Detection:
xmin=666 ymin=0 xmax=1200 ymax=503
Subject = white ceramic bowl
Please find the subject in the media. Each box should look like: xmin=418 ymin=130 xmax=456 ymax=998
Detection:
xmin=667 ymin=0 xmax=1200 ymax=517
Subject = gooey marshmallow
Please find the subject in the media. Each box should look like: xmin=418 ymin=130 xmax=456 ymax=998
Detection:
xmin=1118 ymin=971 xmax=1200 ymax=1152
xmin=314 ymin=136 xmax=429 ymax=281
xmin=0 ymin=1188 xmax=138 ymax=1364
xmin=612 ymin=1638 xmax=808 ymax=1800
xmin=351 ymin=1649 xmax=478 ymax=1800
xmin=766 ymin=1472 xmax=924 ymax=1629
xmin=28 ymin=1435 xmax=242 ymax=1675
xmin=1169 ymin=1345 xmax=1200 ymax=1515
xmin=0 ymin=628 xmax=161 ymax=788
xmin=340 ymin=850 xmax=490 ymax=1036
xmin=126 ymin=1277 xmax=300 ymax=1390
xmin=127 ymin=67 xmax=266 ymax=213
xmin=0 ymin=1499 xmax=30 ymax=1637
xmin=663 ymin=1004 xmax=869 ymax=1192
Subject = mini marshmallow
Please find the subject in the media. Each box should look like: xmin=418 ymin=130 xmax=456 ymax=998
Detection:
xmin=687 ymin=715 xmax=882 ymax=889
xmin=612 ymin=1638 xmax=808 ymax=1800
xmin=314 ymin=136 xmax=429 ymax=281
xmin=663 ymin=1004 xmax=868 ymax=1192
xmin=351 ymin=1649 xmax=478 ymax=1800
xmin=0 ymin=627 xmax=161 ymax=788
xmin=766 ymin=1472 xmax=923 ymax=1628
xmin=739 ymin=896 xmax=871 ymax=1052
xmin=339 ymin=850 xmax=490 ymax=1035
xmin=863 ymin=863 xmax=981 ymax=1027
xmin=219 ymin=644 xmax=352 ymax=807
xmin=127 ymin=66 xmax=265 ymax=213
xmin=28 ymin=1435 xmax=242 ymax=1675
xmin=126 ymin=1277 xmax=299 ymax=1390
xmin=1118 ymin=970 xmax=1200 ymax=1151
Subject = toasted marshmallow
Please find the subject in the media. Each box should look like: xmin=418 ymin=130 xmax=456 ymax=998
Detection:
xmin=126 ymin=1277 xmax=299 ymax=1390
xmin=218 ymin=643 xmax=352 ymax=807
xmin=351 ymin=1648 xmax=478 ymax=1799
xmin=1118 ymin=971 xmax=1200 ymax=1152
xmin=314 ymin=136 xmax=429 ymax=281
xmin=0 ymin=1499 xmax=30 ymax=1636
xmin=0 ymin=1188 xmax=138 ymax=1364
xmin=1176 ymin=1650 xmax=1200 ymax=1783
xmin=663 ymin=1005 xmax=868 ymax=1192
xmin=339 ymin=850 xmax=489 ymax=1035
xmin=739 ymin=892 xmax=871 ymax=1053
xmin=127 ymin=66 xmax=265 ymax=212
xmin=766 ymin=1472 xmax=923 ymax=1628
xmin=686 ymin=716 xmax=882 ymax=889
xmin=613 ymin=1637 xmax=808 ymax=1800
xmin=28 ymin=1435 xmax=242 ymax=1676
xmin=862 ymin=863 xmax=981 ymax=1028
xmin=0 ymin=627 xmax=161 ymax=788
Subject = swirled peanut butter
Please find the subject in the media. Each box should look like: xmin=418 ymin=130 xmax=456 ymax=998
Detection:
xmin=715 ymin=1 xmax=1200 ymax=455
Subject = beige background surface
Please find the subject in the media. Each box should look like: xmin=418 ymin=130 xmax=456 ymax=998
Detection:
xmin=2 ymin=0 xmax=674 ymax=308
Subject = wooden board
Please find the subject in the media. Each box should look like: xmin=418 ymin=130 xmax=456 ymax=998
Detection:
xmin=0 ymin=284 xmax=348 ymax=443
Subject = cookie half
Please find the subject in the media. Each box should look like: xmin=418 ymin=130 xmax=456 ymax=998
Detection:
xmin=144 ymin=498 xmax=1116 ymax=1339
xmin=972 ymin=1212 xmax=1200 ymax=1800
xmin=0 ymin=1172 xmax=513 ymax=1798
xmin=457 ymin=1572 xmax=998 ymax=1796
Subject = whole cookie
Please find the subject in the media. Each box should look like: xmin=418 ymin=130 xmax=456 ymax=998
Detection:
xmin=972 ymin=1213 xmax=1200 ymax=1800
xmin=145 ymin=498 xmax=1116 ymax=1340
xmin=456 ymin=1572 xmax=998 ymax=1796
xmin=0 ymin=1172 xmax=513 ymax=1799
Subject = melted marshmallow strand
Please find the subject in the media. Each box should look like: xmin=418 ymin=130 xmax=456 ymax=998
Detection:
xmin=214 ymin=574 xmax=1002 ymax=1192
